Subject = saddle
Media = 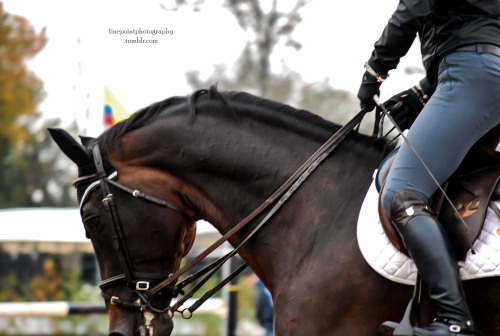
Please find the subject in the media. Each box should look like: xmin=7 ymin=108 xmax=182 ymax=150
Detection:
xmin=376 ymin=144 xmax=500 ymax=261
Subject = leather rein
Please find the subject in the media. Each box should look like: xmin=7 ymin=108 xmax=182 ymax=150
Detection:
xmin=76 ymin=107 xmax=368 ymax=318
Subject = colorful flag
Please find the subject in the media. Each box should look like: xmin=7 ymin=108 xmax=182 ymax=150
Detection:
xmin=104 ymin=86 xmax=130 ymax=128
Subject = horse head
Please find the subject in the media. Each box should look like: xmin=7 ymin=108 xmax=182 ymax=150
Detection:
xmin=48 ymin=128 xmax=197 ymax=336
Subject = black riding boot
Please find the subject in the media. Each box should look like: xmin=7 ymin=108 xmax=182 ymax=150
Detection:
xmin=404 ymin=215 xmax=479 ymax=335
xmin=390 ymin=190 xmax=481 ymax=336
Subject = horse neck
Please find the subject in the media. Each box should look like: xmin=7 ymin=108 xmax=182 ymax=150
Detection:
xmin=113 ymin=104 xmax=390 ymax=282
xmin=185 ymin=115 xmax=328 ymax=225
xmin=116 ymin=106 xmax=333 ymax=227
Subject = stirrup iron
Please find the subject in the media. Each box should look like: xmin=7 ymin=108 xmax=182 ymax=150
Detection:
xmin=379 ymin=275 xmax=422 ymax=336
xmin=379 ymin=297 xmax=416 ymax=335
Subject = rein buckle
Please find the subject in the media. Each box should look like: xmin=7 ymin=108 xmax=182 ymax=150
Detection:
xmin=136 ymin=281 xmax=150 ymax=291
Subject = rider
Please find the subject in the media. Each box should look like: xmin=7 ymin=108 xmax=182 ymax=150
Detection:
xmin=357 ymin=0 xmax=500 ymax=335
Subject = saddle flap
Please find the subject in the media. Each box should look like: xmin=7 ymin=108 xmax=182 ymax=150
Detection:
xmin=438 ymin=165 xmax=500 ymax=260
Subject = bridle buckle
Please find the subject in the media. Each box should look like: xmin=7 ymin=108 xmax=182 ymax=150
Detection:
xmin=136 ymin=281 xmax=150 ymax=291
xmin=110 ymin=296 xmax=120 ymax=305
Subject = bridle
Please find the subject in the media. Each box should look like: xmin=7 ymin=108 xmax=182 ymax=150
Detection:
xmin=76 ymin=144 xmax=192 ymax=315
xmin=76 ymin=107 xmax=369 ymax=318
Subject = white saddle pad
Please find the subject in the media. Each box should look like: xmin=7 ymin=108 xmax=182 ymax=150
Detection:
xmin=357 ymin=175 xmax=500 ymax=285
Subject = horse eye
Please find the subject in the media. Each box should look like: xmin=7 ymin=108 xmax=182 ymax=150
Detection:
xmin=85 ymin=217 xmax=101 ymax=234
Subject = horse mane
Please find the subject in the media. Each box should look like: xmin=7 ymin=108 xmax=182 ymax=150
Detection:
xmin=98 ymin=85 xmax=388 ymax=153
xmin=98 ymin=95 xmax=187 ymax=152
xmin=224 ymin=89 xmax=337 ymax=132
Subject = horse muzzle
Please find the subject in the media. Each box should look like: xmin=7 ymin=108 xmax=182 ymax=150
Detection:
xmin=107 ymin=299 xmax=174 ymax=336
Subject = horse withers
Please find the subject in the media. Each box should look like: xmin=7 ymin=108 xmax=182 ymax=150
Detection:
xmin=49 ymin=87 xmax=500 ymax=335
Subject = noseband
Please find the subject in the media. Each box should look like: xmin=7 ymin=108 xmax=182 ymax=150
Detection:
xmin=77 ymin=144 xmax=192 ymax=315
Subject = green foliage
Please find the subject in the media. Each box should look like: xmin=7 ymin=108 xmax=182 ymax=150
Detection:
xmin=0 ymin=3 xmax=46 ymax=144
xmin=236 ymin=275 xmax=257 ymax=321
xmin=0 ymin=256 xmax=96 ymax=302
xmin=0 ymin=4 xmax=76 ymax=208
xmin=173 ymin=313 xmax=222 ymax=336
xmin=29 ymin=258 xmax=68 ymax=301
xmin=0 ymin=272 xmax=27 ymax=301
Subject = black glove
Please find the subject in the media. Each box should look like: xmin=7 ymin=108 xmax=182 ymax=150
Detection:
xmin=378 ymin=86 xmax=428 ymax=130
xmin=357 ymin=71 xmax=382 ymax=111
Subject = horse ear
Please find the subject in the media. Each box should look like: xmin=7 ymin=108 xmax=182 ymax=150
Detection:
xmin=47 ymin=128 xmax=91 ymax=168
xmin=79 ymin=135 xmax=95 ymax=147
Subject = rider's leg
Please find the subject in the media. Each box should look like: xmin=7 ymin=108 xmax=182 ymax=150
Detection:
xmin=381 ymin=51 xmax=500 ymax=335
xmin=382 ymin=51 xmax=500 ymax=215
xmin=390 ymin=190 xmax=478 ymax=335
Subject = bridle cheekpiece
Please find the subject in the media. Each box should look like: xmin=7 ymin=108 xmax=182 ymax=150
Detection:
xmin=76 ymin=143 xmax=190 ymax=316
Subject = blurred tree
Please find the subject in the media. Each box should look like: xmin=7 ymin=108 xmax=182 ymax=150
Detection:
xmin=19 ymin=119 xmax=79 ymax=207
xmin=220 ymin=0 xmax=311 ymax=96
xmin=0 ymin=4 xmax=75 ymax=208
xmin=185 ymin=62 xmax=365 ymax=131
xmin=0 ymin=3 xmax=45 ymax=142
xmin=0 ymin=272 xmax=26 ymax=301
xmin=29 ymin=258 xmax=66 ymax=301
xmin=162 ymin=0 xmax=312 ymax=96
xmin=163 ymin=1 xmax=370 ymax=132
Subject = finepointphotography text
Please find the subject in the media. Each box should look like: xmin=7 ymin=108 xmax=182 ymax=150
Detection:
xmin=108 ymin=28 xmax=174 ymax=44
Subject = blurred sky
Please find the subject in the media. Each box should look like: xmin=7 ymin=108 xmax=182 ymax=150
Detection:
xmin=3 ymin=0 xmax=424 ymax=136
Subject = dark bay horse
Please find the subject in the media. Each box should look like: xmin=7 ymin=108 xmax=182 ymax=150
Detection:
xmin=49 ymin=87 xmax=500 ymax=335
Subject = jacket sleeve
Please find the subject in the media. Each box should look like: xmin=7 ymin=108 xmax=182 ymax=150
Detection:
xmin=368 ymin=0 xmax=434 ymax=75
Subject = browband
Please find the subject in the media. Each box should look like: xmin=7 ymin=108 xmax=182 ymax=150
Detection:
xmin=79 ymin=171 xmax=118 ymax=210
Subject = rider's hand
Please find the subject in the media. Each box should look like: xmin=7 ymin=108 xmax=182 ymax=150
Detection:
xmin=357 ymin=71 xmax=382 ymax=111
xmin=378 ymin=85 xmax=429 ymax=131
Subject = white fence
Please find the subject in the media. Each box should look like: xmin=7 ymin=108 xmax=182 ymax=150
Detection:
xmin=0 ymin=299 xmax=226 ymax=317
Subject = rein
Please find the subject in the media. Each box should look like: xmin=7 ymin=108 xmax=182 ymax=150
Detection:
xmin=80 ymin=107 xmax=368 ymax=317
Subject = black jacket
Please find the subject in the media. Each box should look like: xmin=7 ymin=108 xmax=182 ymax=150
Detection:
xmin=368 ymin=0 xmax=500 ymax=89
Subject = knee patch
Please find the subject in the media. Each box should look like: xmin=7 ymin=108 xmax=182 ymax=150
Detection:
xmin=390 ymin=189 xmax=435 ymax=237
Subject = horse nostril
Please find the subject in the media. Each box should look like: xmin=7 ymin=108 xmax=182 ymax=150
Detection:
xmin=109 ymin=333 xmax=125 ymax=336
